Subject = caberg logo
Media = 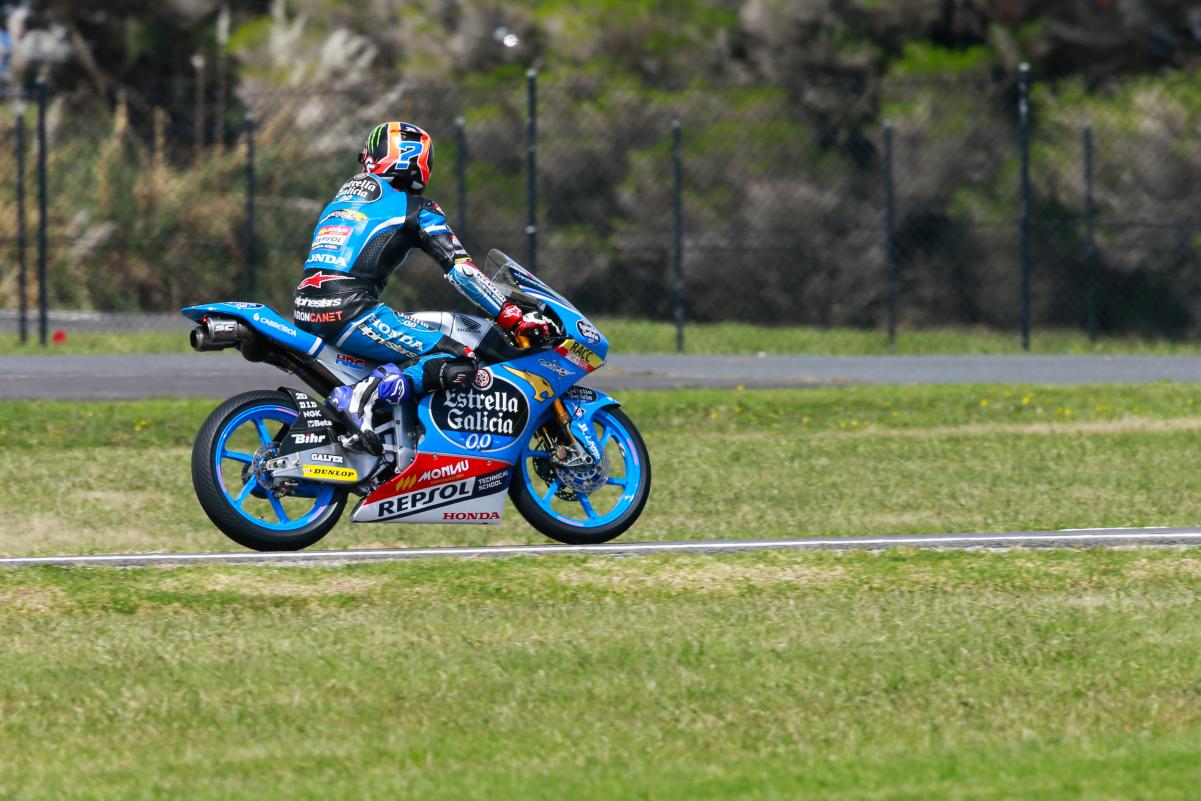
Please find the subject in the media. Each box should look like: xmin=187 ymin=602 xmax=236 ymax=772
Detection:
xmin=297 ymin=272 xmax=352 ymax=290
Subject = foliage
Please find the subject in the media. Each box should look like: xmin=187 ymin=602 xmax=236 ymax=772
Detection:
xmin=10 ymin=1 xmax=1201 ymax=336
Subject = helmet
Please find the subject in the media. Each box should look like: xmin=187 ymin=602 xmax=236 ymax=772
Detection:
xmin=359 ymin=121 xmax=434 ymax=192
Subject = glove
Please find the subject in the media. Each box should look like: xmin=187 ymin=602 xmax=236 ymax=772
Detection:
xmin=497 ymin=302 xmax=558 ymax=345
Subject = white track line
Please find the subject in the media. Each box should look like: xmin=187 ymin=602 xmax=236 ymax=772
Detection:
xmin=4 ymin=528 xmax=1201 ymax=568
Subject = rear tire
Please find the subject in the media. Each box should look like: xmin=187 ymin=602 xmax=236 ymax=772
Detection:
xmin=191 ymin=390 xmax=348 ymax=551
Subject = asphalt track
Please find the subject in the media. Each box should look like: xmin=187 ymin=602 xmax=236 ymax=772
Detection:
xmin=4 ymin=353 xmax=1201 ymax=399
xmin=3 ymin=526 xmax=1201 ymax=568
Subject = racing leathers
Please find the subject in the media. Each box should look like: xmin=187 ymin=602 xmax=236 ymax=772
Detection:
xmin=293 ymin=172 xmax=511 ymax=401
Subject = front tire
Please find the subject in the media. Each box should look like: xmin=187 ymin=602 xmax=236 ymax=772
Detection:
xmin=511 ymin=406 xmax=651 ymax=545
xmin=191 ymin=390 xmax=348 ymax=551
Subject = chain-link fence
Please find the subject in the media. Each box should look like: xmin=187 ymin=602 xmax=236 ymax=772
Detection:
xmin=4 ymin=70 xmax=1201 ymax=348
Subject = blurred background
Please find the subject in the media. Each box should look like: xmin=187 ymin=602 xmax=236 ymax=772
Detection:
xmin=4 ymin=0 xmax=1201 ymax=353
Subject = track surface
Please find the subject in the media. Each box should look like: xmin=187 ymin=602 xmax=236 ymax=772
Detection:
xmin=4 ymin=353 xmax=1201 ymax=399
xmin=3 ymin=526 xmax=1200 ymax=568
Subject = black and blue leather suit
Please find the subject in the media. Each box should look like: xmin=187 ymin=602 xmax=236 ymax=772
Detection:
xmin=292 ymin=172 xmax=508 ymax=394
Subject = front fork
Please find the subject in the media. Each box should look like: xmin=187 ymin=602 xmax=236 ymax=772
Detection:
xmin=513 ymin=334 xmax=601 ymax=467
xmin=539 ymin=398 xmax=601 ymax=467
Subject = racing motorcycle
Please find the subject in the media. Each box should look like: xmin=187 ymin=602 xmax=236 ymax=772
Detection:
xmin=182 ymin=250 xmax=651 ymax=552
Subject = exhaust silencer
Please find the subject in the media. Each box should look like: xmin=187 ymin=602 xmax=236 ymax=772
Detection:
xmin=190 ymin=316 xmax=247 ymax=352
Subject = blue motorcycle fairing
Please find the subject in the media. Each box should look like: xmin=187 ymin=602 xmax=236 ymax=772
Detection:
xmin=182 ymin=302 xmax=324 ymax=357
xmin=413 ymin=344 xmax=582 ymax=462
xmin=503 ymin=262 xmax=608 ymax=363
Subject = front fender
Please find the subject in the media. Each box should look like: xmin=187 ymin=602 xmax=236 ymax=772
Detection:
xmin=555 ymin=386 xmax=620 ymax=462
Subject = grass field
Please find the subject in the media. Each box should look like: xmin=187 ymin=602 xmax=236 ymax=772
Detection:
xmin=4 ymin=383 xmax=1201 ymax=555
xmin=6 ymin=385 xmax=1201 ymax=798
xmin=5 ymin=548 xmax=1201 ymax=799
xmin=6 ymin=318 xmax=1201 ymax=355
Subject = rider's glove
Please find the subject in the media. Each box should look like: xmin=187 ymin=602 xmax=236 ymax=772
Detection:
xmin=497 ymin=302 xmax=558 ymax=345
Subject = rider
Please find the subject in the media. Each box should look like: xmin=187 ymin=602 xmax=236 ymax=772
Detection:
xmin=293 ymin=121 xmax=555 ymax=443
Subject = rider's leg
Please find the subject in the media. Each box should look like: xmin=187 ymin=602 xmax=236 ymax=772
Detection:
xmin=328 ymin=305 xmax=477 ymax=428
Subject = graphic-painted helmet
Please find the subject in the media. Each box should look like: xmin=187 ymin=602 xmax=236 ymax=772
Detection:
xmin=359 ymin=121 xmax=434 ymax=192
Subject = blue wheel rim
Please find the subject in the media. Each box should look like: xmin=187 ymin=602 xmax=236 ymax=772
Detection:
xmin=519 ymin=408 xmax=642 ymax=529
xmin=213 ymin=404 xmax=336 ymax=531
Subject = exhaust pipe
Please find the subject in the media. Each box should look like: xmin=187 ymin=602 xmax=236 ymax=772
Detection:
xmin=190 ymin=316 xmax=247 ymax=352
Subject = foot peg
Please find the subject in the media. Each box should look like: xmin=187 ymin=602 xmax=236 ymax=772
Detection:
xmin=330 ymin=405 xmax=384 ymax=457
xmin=345 ymin=429 xmax=384 ymax=457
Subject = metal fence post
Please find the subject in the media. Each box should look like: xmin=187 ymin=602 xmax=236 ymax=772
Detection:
xmin=1083 ymin=123 xmax=1098 ymax=341
xmin=244 ymin=113 xmax=256 ymax=298
xmin=671 ymin=119 xmax=685 ymax=353
xmin=36 ymin=77 xmax=48 ymax=347
xmin=455 ymin=116 xmax=468 ymax=237
xmin=883 ymin=120 xmax=897 ymax=348
xmin=1018 ymin=63 xmax=1032 ymax=351
xmin=15 ymin=106 xmax=28 ymax=344
xmin=526 ymin=67 xmax=538 ymax=273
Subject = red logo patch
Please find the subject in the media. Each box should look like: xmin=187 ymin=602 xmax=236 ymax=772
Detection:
xmin=297 ymin=272 xmax=352 ymax=290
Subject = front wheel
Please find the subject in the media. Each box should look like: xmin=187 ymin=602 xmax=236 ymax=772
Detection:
xmin=511 ymin=406 xmax=651 ymax=545
xmin=191 ymin=390 xmax=348 ymax=551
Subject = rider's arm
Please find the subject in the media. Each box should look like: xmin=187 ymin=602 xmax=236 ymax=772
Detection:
xmin=414 ymin=198 xmax=507 ymax=317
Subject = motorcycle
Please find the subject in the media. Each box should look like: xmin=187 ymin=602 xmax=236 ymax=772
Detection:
xmin=181 ymin=249 xmax=651 ymax=552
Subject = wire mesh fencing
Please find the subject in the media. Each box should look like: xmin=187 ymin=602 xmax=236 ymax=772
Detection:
xmin=4 ymin=70 xmax=1201 ymax=348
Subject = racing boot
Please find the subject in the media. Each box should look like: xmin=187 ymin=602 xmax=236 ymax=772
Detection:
xmin=327 ymin=364 xmax=412 ymax=456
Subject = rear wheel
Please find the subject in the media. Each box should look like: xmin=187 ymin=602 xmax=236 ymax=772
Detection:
xmin=191 ymin=390 xmax=348 ymax=551
xmin=510 ymin=406 xmax=651 ymax=545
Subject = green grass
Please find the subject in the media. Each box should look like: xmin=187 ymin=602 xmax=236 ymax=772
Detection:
xmin=5 ymin=548 xmax=1201 ymax=799
xmin=4 ymin=383 xmax=1201 ymax=555
xmin=6 ymin=319 xmax=1201 ymax=355
xmin=0 ymin=329 xmax=196 ymax=355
